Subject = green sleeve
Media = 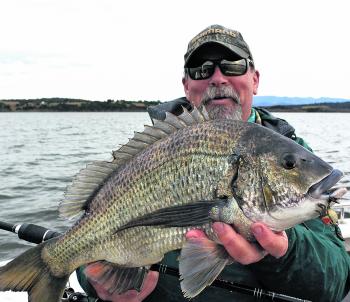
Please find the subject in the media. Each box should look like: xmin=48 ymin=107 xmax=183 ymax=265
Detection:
xmin=293 ymin=135 xmax=313 ymax=152
xmin=76 ymin=266 xmax=100 ymax=301
xmin=248 ymin=219 xmax=350 ymax=301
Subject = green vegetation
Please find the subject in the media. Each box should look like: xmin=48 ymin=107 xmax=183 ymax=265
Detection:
xmin=0 ymin=102 xmax=10 ymax=112
xmin=0 ymin=98 xmax=161 ymax=112
xmin=1 ymin=98 xmax=350 ymax=112
xmin=264 ymin=102 xmax=350 ymax=112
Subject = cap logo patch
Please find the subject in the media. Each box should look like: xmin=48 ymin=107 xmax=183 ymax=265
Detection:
xmin=190 ymin=28 xmax=238 ymax=46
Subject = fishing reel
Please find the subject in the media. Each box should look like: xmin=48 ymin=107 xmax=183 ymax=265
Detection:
xmin=62 ymin=287 xmax=89 ymax=302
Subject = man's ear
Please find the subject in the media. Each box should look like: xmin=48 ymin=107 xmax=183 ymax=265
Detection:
xmin=182 ymin=77 xmax=190 ymax=99
xmin=253 ymin=70 xmax=260 ymax=95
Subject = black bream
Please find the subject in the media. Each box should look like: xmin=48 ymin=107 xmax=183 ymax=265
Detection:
xmin=0 ymin=107 xmax=346 ymax=301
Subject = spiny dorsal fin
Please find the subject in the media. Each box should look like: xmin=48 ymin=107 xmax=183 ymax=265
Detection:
xmin=112 ymin=106 xmax=210 ymax=165
xmin=59 ymin=161 xmax=118 ymax=220
xmin=59 ymin=107 xmax=210 ymax=220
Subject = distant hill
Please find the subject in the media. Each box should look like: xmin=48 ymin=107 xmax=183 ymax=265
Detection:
xmin=1 ymin=97 xmax=350 ymax=112
xmin=263 ymin=102 xmax=350 ymax=112
xmin=253 ymin=96 xmax=350 ymax=107
xmin=0 ymin=98 xmax=161 ymax=112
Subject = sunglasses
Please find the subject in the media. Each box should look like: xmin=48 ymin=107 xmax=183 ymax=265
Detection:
xmin=186 ymin=58 xmax=253 ymax=80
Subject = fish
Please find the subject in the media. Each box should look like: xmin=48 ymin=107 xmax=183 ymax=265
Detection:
xmin=0 ymin=107 xmax=346 ymax=302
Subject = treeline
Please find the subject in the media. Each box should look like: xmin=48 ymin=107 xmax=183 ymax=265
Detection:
xmin=0 ymin=102 xmax=10 ymax=111
xmin=264 ymin=102 xmax=350 ymax=112
xmin=0 ymin=98 xmax=162 ymax=112
xmin=1 ymin=98 xmax=350 ymax=112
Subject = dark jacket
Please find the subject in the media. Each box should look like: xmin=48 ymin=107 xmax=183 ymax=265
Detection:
xmin=78 ymin=97 xmax=350 ymax=302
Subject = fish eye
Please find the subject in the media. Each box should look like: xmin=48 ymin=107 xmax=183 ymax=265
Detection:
xmin=282 ymin=154 xmax=297 ymax=170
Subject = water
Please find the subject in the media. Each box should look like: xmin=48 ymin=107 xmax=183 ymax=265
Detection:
xmin=0 ymin=112 xmax=349 ymax=260
xmin=0 ymin=112 xmax=150 ymax=259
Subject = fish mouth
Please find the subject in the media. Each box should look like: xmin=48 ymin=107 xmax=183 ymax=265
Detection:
xmin=307 ymin=169 xmax=343 ymax=199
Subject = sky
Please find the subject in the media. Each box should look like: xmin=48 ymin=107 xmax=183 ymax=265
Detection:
xmin=0 ymin=0 xmax=349 ymax=101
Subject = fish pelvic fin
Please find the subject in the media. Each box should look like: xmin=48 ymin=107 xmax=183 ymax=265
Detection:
xmin=84 ymin=261 xmax=147 ymax=295
xmin=0 ymin=241 xmax=69 ymax=302
xmin=179 ymin=237 xmax=231 ymax=299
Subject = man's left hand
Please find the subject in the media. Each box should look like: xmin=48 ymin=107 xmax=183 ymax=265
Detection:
xmin=87 ymin=270 xmax=159 ymax=302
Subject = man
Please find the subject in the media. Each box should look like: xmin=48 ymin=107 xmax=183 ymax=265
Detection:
xmin=78 ymin=24 xmax=350 ymax=301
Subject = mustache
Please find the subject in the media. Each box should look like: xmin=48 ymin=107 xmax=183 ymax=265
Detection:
xmin=201 ymin=86 xmax=240 ymax=106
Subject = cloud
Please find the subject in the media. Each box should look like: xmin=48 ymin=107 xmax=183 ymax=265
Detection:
xmin=0 ymin=0 xmax=349 ymax=99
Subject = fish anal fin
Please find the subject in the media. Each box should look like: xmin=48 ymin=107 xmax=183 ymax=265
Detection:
xmin=179 ymin=237 xmax=230 ymax=298
xmin=84 ymin=261 xmax=147 ymax=294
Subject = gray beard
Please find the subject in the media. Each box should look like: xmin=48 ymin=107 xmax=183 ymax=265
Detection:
xmin=206 ymin=105 xmax=243 ymax=120
xmin=199 ymin=86 xmax=243 ymax=120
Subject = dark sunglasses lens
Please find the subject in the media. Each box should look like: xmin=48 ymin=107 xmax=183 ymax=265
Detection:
xmin=188 ymin=61 xmax=214 ymax=80
xmin=188 ymin=59 xmax=248 ymax=80
xmin=220 ymin=59 xmax=247 ymax=76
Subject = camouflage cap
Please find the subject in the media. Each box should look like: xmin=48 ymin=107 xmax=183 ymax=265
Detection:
xmin=184 ymin=24 xmax=253 ymax=67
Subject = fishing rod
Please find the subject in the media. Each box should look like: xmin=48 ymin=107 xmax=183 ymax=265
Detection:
xmin=0 ymin=220 xmax=311 ymax=302
xmin=0 ymin=221 xmax=61 ymax=244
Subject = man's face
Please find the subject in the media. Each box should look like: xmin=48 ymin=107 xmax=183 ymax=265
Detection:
xmin=182 ymin=47 xmax=260 ymax=121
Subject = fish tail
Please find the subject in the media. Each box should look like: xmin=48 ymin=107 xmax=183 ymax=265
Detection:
xmin=0 ymin=240 xmax=69 ymax=302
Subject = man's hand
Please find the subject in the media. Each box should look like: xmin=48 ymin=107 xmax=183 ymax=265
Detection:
xmin=186 ymin=222 xmax=288 ymax=265
xmin=86 ymin=270 xmax=159 ymax=302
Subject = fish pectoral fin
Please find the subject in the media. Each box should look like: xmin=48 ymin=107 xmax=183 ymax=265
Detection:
xmin=84 ymin=261 xmax=148 ymax=294
xmin=179 ymin=237 xmax=231 ymax=298
xmin=116 ymin=200 xmax=226 ymax=232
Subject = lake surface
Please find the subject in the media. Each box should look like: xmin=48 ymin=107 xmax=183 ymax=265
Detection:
xmin=0 ymin=112 xmax=349 ymax=260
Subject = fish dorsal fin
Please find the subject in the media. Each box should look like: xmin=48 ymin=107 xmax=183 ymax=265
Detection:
xmin=58 ymin=161 xmax=118 ymax=220
xmin=59 ymin=107 xmax=210 ymax=220
xmin=112 ymin=106 xmax=210 ymax=165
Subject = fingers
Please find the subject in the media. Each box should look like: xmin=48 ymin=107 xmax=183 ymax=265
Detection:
xmin=185 ymin=229 xmax=206 ymax=239
xmin=212 ymin=222 xmax=265 ymax=265
xmin=88 ymin=270 xmax=159 ymax=302
xmin=199 ymin=222 xmax=288 ymax=265
xmin=89 ymin=278 xmax=126 ymax=301
xmin=251 ymin=223 xmax=288 ymax=258
xmin=137 ymin=271 xmax=159 ymax=301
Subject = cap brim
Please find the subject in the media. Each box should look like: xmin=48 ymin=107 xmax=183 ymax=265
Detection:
xmin=184 ymin=41 xmax=249 ymax=67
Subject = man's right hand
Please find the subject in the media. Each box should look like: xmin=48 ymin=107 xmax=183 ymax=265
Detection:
xmin=186 ymin=222 xmax=288 ymax=264
xmin=86 ymin=268 xmax=159 ymax=302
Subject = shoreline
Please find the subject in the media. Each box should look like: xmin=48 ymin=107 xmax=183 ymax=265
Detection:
xmin=1 ymin=108 xmax=350 ymax=113
xmin=1 ymin=98 xmax=350 ymax=113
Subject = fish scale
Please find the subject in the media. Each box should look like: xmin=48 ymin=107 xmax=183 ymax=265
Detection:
xmin=44 ymin=122 xmax=238 ymax=276
xmin=0 ymin=108 xmax=345 ymax=302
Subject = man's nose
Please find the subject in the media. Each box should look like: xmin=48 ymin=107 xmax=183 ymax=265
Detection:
xmin=209 ymin=66 xmax=228 ymax=86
